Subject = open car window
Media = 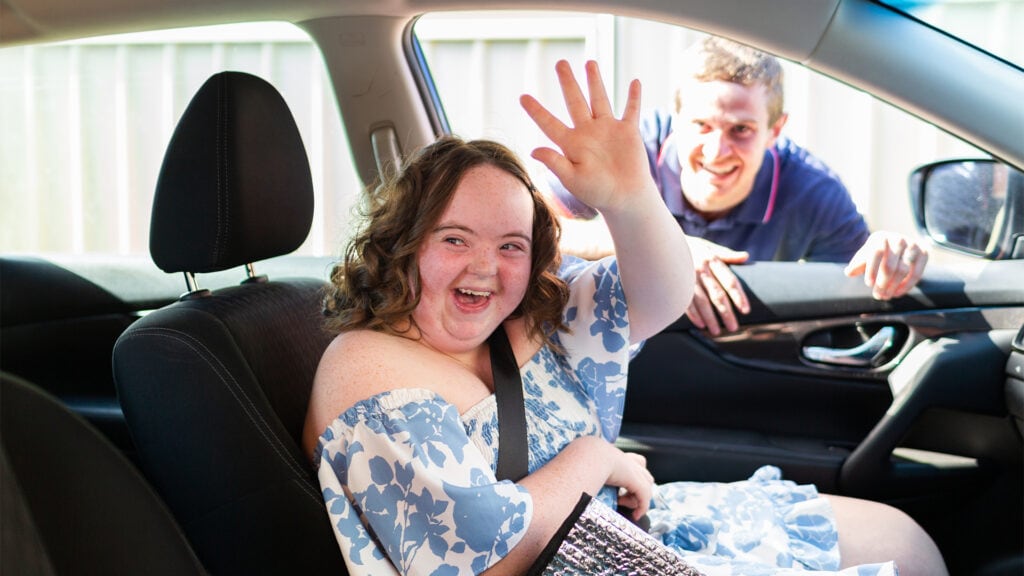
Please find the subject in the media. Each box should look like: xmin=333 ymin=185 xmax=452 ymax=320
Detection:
xmin=413 ymin=11 xmax=996 ymax=265
xmin=0 ymin=22 xmax=360 ymax=259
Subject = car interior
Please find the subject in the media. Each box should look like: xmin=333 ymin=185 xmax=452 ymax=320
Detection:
xmin=1 ymin=0 xmax=1022 ymax=575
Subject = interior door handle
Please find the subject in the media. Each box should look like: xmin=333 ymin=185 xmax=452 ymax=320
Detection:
xmin=802 ymin=326 xmax=896 ymax=367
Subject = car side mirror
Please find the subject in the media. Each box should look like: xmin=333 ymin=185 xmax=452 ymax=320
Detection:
xmin=910 ymin=159 xmax=1024 ymax=260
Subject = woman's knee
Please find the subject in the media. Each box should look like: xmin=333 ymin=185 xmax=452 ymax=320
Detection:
xmin=825 ymin=494 xmax=948 ymax=576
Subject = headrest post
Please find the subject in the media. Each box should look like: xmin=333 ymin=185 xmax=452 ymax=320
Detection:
xmin=241 ymin=262 xmax=269 ymax=285
xmin=179 ymin=271 xmax=211 ymax=300
xmin=183 ymin=271 xmax=199 ymax=293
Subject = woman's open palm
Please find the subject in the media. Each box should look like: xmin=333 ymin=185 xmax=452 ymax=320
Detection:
xmin=520 ymin=60 xmax=654 ymax=215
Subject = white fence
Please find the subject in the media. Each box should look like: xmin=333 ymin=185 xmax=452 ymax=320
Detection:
xmin=0 ymin=23 xmax=358 ymax=257
xmin=1 ymin=5 xmax=1018 ymax=258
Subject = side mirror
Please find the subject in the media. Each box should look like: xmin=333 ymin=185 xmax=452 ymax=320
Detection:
xmin=910 ymin=159 xmax=1024 ymax=260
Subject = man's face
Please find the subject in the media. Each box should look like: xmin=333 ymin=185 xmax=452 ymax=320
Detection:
xmin=675 ymin=80 xmax=786 ymax=220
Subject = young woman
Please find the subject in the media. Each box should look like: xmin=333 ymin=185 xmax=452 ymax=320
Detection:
xmin=302 ymin=60 xmax=944 ymax=576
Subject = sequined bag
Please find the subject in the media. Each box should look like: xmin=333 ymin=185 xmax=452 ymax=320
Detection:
xmin=525 ymin=493 xmax=702 ymax=576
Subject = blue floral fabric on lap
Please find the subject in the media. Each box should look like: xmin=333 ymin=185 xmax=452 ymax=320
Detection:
xmin=314 ymin=256 xmax=898 ymax=575
xmin=650 ymin=466 xmax=897 ymax=575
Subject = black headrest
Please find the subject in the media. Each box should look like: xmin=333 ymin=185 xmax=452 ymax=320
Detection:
xmin=150 ymin=72 xmax=314 ymax=274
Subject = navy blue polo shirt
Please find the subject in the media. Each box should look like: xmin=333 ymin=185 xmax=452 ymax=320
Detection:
xmin=551 ymin=109 xmax=869 ymax=263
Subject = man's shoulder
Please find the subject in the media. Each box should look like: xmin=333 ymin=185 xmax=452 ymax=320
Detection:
xmin=773 ymin=136 xmax=850 ymax=201
xmin=774 ymin=136 xmax=841 ymax=180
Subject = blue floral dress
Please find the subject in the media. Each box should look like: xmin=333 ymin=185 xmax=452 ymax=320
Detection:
xmin=314 ymin=256 xmax=898 ymax=576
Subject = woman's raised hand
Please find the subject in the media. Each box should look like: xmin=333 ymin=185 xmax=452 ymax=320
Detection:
xmin=523 ymin=60 xmax=695 ymax=343
xmin=520 ymin=60 xmax=655 ymax=216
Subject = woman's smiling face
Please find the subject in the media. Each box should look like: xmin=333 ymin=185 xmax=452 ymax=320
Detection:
xmin=412 ymin=163 xmax=535 ymax=356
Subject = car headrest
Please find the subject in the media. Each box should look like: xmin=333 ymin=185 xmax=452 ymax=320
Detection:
xmin=150 ymin=71 xmax=314 ymax=274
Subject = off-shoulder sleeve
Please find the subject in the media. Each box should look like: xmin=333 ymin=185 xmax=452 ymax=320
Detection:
xmin=316 ymin=389 xmax=533 ymax=576
xmin=555 ymin=256 xmax=637 ymax=442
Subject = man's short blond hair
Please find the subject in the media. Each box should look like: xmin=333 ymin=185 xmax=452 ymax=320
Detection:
xmin=674 ymin=36 xmax=785 ymax=126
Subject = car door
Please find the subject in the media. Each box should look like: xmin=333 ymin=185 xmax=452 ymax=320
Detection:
xmin=625 ymin=256 xmax=1024 ymax=486
xmin=625 ymin=257 xmax=1024 ymax=573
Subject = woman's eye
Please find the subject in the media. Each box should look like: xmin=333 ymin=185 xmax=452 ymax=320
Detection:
xmin=501 ymin=242 xmax=529 ymax=253
xmin=443 ymin=237 xmax=465 ymax=246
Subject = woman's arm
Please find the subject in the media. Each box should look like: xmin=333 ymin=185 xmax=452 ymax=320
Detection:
xmin=484 ymin=436 xmax=653 ymax=575
xmin=520 ymin=60 xmax=694 ymax=342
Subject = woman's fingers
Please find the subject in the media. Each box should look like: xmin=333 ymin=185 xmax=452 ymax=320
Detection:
xmin=583 ymin=60 xmax=613 ymax=118
xmin=519 ymin=94 xmax=568 ymax=144
xmin=621 ymin=78 xmax=642 ymax=124
xmin=555 ymin=59 xmax=594 ymax=127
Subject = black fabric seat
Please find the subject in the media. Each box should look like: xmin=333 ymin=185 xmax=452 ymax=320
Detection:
xmin=112 ymin=71 xmax=345 ymax=575
xmin=1 ymin=371 xmax=207 ymax=576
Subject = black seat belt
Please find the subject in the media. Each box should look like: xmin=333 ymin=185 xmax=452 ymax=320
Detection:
xmin=490 ymin=324 xmax=652 ymax=530
xmin=489 ymin=324 xmax=529 ymax=482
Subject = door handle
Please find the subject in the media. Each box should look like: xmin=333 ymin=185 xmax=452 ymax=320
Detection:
xmin=802 ymin=326 xmax=896 ymax=367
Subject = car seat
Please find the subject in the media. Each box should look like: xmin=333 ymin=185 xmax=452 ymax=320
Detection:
xmin=1 ymin=371 xmax=207 ymax=576
xmin=111 ymin=71 xmax=345 ymax=575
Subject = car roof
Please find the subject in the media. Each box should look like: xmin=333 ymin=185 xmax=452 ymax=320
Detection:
xmin=2 ymin=0 xmax=847 ymax=63
xmin=3 ymin=0 xmax=1022 ymax=171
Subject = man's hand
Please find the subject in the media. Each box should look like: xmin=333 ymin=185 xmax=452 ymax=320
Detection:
xmin=844 ymin=231 xmax=928 ymax=300
xmin=685 ymin=237 xmax=750 ymax=335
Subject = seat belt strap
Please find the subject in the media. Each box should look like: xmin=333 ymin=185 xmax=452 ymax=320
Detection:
xmin=489 ymin=324 xmax=529 ymax=482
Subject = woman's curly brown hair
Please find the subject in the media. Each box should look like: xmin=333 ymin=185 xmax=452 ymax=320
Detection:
xmin=323 ymin=135 xmax=569 ymax=348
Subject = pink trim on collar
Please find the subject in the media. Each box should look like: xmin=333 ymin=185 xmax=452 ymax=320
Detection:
xmin=762 ymin=146 xmax=780 ymax=224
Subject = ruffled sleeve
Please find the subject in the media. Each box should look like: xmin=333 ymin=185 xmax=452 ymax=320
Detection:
xmin=554 ymin=255 xmax=636 ymax=442
xmin=316 ymin=389 xmax=533 ymax=576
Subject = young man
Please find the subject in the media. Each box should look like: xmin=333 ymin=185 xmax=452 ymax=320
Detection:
xmin=550 ymin=36 xmax=928 ymax=335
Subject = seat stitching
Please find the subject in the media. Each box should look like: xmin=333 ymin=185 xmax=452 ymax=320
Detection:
xmin=214 ymin=75 xmax=228 ymax=264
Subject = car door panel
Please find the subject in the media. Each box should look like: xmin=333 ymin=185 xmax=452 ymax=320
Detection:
xmin=622 ymin=261 xmax=1024 ymax=494
xmin=1 ymin=257 xmax=148 ymax=455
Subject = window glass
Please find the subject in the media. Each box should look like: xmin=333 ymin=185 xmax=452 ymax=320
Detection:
xmin=0 ymin=22 xmax=360 ymax=257
xmin=415 ymin=11 xmax=987 ymax=256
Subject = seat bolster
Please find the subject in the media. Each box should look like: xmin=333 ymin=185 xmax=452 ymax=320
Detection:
xmin=112 ymin=280 xmax=345 ymax=575
xmin=1 ymin=372 xmax=206 ymax=576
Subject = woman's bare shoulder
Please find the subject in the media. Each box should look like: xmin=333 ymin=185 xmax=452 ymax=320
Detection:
xmin=303 ymin=329 xmax=424 ymax=454
xmin=316 ymin=330 xmax=425 ymax=400
xmin=320 ymin=329 xmax=412 ymax=369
